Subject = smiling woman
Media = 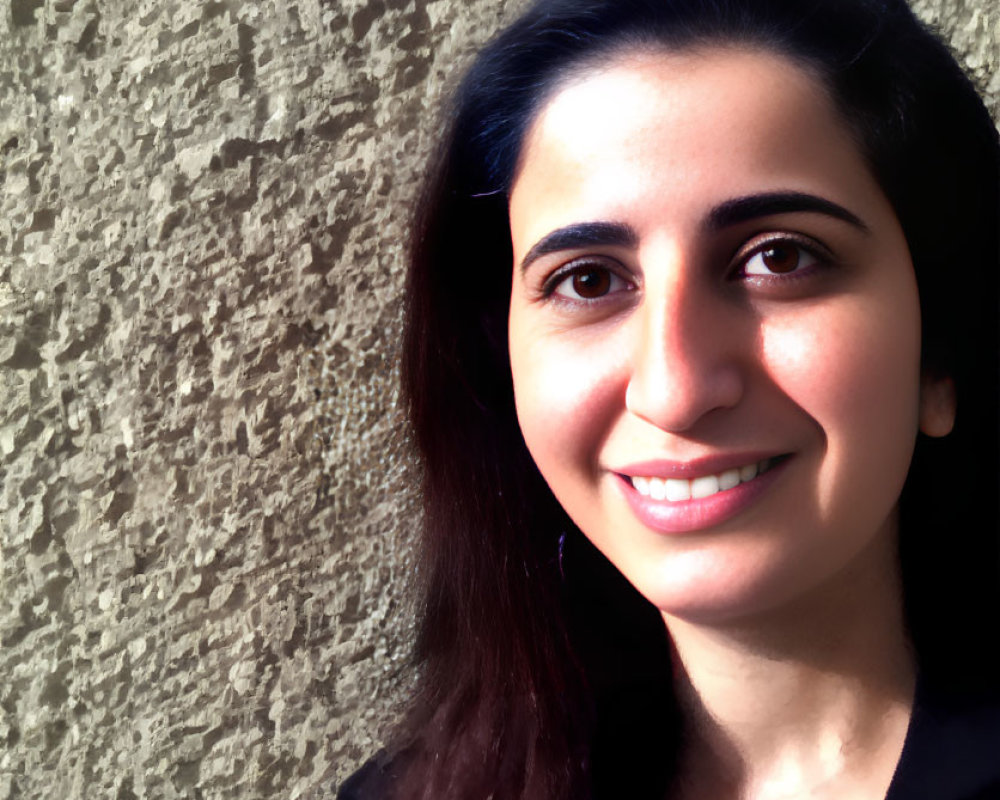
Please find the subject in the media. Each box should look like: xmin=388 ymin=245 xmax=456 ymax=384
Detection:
xmin=508 ymin=47 xmax=932 ymax=627
xmin=339 ymin=1 xmax=1000 ymax=799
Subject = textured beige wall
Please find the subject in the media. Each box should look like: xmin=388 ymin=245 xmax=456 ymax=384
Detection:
xmin=0 ymin=0 xmax=994 ymax=797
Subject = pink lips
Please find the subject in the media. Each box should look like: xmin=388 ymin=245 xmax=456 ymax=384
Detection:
xmin=615 ymin=454 xmax=790 ymax=534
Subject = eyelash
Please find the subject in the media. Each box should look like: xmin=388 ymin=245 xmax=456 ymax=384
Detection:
xmin=541 ymin=259 xmax=635 ymax=304
xmin=540 ymin=233 xmax=831 ymax=305
xmin=730 ymin=233 xmax=831 ymax=282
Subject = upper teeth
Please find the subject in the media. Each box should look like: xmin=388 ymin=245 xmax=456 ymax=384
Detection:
xmin=630 ymin=459 xmax=772 ymax=502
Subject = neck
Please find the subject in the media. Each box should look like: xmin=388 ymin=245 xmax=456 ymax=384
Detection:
xmin=665 ymin=530 xmax=915 ymax=800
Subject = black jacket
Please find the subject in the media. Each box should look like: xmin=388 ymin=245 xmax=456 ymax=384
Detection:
xmin=338 ymin=679 xmax=1000 ymax=799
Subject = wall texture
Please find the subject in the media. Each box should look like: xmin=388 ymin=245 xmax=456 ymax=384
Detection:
xmin=0 ymin=0 xmax=995 ymax=797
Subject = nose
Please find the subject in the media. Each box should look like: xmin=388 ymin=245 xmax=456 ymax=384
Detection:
xmin=625 ymin=272 xmax=745 ymax=433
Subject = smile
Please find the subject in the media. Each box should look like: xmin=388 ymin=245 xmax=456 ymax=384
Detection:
xmin=616 ymin=455 xmax=790 ymax=534
xmin=628 ymin=458 xmax=776 ymax=502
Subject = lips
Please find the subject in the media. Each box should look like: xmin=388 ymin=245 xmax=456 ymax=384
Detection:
xmin=614 ymin=454 xmax=790 ymax=534
xmin=630 ymin=457 xmax=776 ymax=502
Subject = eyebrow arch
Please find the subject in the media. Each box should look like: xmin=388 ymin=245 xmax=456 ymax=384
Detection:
xmin=707 ymin=191 xmax=870 ymax=233
xmin=517 ymin=192 xmax=868 ymax=274
xmin=518 ymin=221 xmax=639 ymax=275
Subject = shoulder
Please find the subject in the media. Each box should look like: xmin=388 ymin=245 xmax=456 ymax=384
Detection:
xmin=337 ymin=749 xmax=404 ymax=800
xmin=336 ymin=752 xmax=392 ymax=800
xmin=888 ymin=679 xmax=1000 ymax=800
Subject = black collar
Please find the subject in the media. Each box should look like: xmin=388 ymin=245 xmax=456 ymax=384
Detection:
xmin=886 ymin=677 xmax=1000 ymax=800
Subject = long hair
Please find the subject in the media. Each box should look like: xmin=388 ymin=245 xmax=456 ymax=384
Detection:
xmin=394 ymin=1 xmax=1000 ymax=797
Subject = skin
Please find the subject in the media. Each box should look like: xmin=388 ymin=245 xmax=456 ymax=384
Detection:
xmin=507 ymin=47 xmax=955 ymax=799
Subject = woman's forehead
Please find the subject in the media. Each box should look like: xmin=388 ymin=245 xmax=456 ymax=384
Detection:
xmin=509 ymin=46 xmax=887 ymax=253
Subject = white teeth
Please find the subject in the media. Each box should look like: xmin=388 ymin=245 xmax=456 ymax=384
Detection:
xmin=629 ymin=458 xmax=776 ymax=501
xmin=690 ymin=475 xmax=720 ymax=499
xmin=718 ymin=468 xmax=741 ymax=491
xmin=739 ymin=463 xmax=758 ymax=482
xmin=665 ymin=478 xmax=690 ymax=502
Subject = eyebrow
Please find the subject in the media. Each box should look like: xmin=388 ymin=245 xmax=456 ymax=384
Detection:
xmin=518 ymin=221 xmax=638 ymax=274
xmin=517 ymin=191 xmax=869 ymax=274
xmin=707 ymin=191 xmax=870 ymax=233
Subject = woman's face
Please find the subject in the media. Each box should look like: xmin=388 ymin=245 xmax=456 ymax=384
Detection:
xmin=507 ymin=47 xmax=952 ymax=625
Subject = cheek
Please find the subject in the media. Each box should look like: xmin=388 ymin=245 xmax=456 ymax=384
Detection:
xmin=761 ymin=294 xmax=921 ymax=420
xmin=760 ymin=289 xmax=922 ymax=508
xmin=509 ymin=323 xmax=626 ymax=481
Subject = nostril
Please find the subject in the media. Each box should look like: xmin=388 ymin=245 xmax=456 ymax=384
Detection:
xmin=625 ymin=361 xmax=744 ymax=433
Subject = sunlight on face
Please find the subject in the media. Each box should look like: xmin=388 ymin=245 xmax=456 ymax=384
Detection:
xmin=507 ymin=47 xmax=941 ymax=625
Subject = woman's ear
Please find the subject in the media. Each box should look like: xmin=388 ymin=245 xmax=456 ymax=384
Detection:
xmin=919 ymin=372 xmax=956 ymax=438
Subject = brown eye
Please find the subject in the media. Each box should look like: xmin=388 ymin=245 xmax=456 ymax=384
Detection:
xmin=761 ymin=245 xmax=800 ymax=273
xmin=550 ymin=264 xmax=631 ymax=301
xmin=743 ymin=240 xmax=819 ymax=277
xmin=572 ymin=269 xmax=612 ymax=298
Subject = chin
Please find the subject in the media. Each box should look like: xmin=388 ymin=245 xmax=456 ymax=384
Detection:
xmin=617 ymin=545 xmax=832 ymax=628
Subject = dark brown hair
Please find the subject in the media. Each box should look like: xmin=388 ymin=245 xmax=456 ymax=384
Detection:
xmin=391 ymin=1 xmax=1000 ymax=797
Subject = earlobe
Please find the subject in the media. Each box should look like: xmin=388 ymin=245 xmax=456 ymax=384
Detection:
xmin=919 ymin=373 xmax=956 ymax=438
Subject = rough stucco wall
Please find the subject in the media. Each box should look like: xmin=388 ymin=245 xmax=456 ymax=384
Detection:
xmin=0 ymin=0 xmax=994 ymax=797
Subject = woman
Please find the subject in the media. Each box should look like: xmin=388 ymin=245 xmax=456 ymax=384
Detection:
xmin=340 ymin=0 xmax=1000 ymax=797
